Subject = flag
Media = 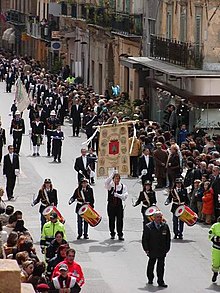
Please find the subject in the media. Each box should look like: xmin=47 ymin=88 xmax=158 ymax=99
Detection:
xmin=15 ymin=78 xmax=30 ymax=112
xmin=97 ymin=122 xmax=130 ymax=177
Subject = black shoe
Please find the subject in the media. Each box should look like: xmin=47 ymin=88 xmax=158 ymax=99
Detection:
xmin=33 ymin=153 xmax=36 ymax=156
xmin=84 ymin=235 xmax=89 ymax=239
xmin=148 ymin=280 xmax=153 ymax=285
xmin=37 ymin=153 xmax=40 ymax=156
xmin=118 ymin=236 xmax=124 ymax=241
xmin=158 ymin=283 xmax=168 ymax=288
xmin=179 ymin=235 xmax=183 ymax=239
xmin=110 ymin=235 xmax=115 ymax=240
xmin=174 ymin=235 xmax=178 ymax=239
xmin=212 ymin=272 xmax=218 ymax=282
xmin=77 ymin=235 xmax=81 ymax=240
xmin=58 ymin=159 xmax=61 ymax=163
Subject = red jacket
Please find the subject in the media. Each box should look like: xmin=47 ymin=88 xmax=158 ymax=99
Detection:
xmin=202 ymin=188 xmax=214 ymax=215
xmin=52 ymin=259 xmax=85 ymax=287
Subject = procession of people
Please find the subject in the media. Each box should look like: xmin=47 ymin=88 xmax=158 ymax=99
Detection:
xmin=0 ymin=50 xmax=220 ymax=292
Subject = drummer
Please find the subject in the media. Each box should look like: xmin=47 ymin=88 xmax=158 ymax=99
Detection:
xmin=33 ymin=178 xmax=58 ymax=230
xmin=68 ymin=178 xmax=94 ymax=240
xmin=165 ymin=178 xmax=189 ymax=239
xmin=133 ymin=181 xmax=157 ymax=228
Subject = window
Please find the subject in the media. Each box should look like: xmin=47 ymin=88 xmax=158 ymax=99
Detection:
xmin=149 ymin=19 xmax=156 ymax=35
xmin=180 ymin=5 xmax=187 ymax=42
xmin=166 ymin=5 xmax=173 ymax=39
xmin=71 ymin=4 xmax=77 ymax=18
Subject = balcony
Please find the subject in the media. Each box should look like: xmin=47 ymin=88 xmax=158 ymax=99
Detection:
xmin=7 ymin=9 xmax=26 ymax=25
xmin=86 ymin=9 xmax=143 ymax=36
xmin=150 ymin=35 xmax=203 ymax=69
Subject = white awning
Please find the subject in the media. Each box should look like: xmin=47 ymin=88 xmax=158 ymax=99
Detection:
xmin=8 ymin=31 xmax=15 ymax=44
xmin=2 ymin=28 xmax=14 ymax=41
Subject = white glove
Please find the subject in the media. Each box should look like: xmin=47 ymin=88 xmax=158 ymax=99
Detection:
xmin=79 ymin=170 xmax=83 ymax=174
xmin=141 ymin=169 xmax=147 ymax=176
xmin=114 ymin=193 xmax=119 ymax=198
xmin=15 ymin=169 xmax=20 ymax=176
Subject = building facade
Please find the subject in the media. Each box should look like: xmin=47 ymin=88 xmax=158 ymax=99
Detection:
xmin=122 ymin=0 xmax=220 ymax=129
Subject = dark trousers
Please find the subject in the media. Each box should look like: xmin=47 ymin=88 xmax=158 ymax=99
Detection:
xmin=0 ymin=146 xmax=2 ymax=163
xmin=53 ymin=141 xmax=62 ymax=160
xmin=130 ymin=156 xmax=138 ymax=177
xmin=6 ymin=82 xmax=12 ymax=92
xmin=47 ymin=134 xmax=52 ymax=156
xmin=173 ymin=214 xmax=184 ymax=236
xmin=13 ymin=133 xmax=22 ymax=154
xmin=107 ymin=204 xmax=123 ymax=237
xmin=6 ymin=175 xmax=16 ymax=199
xmin=72 ymin=122 xmax=80 ymax=136
xmin=147 ymin=256 xmax=165 ymax=284
xmin=39 ymin=205 xmax=47 ymax=230
xmin=77 ymin=214 xmax=88 ymax=237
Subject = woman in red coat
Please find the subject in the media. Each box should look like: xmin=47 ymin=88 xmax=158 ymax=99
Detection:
xmin=202 ymin=181 xmax=214 ymax=225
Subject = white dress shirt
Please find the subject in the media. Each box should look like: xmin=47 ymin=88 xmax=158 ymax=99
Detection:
xmin=144 ymin=155 xmax=149 ymax=168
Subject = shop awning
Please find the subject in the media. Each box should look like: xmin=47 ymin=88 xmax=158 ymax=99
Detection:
xmin=121 ymin=56 xmax=220 ymax=77
xmin=2 ymin=28 xmax=14 ymax=41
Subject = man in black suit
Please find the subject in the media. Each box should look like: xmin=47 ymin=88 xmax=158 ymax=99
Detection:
xmin=56 ymin=92 xmax=68 ymax=125
xmin=139 ymin=147 xmax=155 ymax=186
xmin=70 ymin=98 xmax=83 ymax=137
xmin=10 ymin=110 xmax=25 ymax=154
xmin=3 ymin=145 xmax=20 ymax=200
xmin=74 ymin=148 xmax=91 ymax=183
xmin=5 ymin=68 xmax=15 ymax=93
xmin=212 ymin=166 xmax=220 ymax=221
xmin=142 ymin=211 xmax=171 ymax=287
xmin=0 ymin=122 xmax=6 ymax=164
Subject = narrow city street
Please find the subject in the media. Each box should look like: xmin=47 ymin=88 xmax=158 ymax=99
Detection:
xmin=0 ymin=80 xmax=217 ymax=293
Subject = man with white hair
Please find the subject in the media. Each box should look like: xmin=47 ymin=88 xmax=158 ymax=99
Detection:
xmin=142 ymin=211 xmax=171 ymax=288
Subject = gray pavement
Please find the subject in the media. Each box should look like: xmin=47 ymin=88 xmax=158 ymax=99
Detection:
xmin=0 ymin=81 xmax=218 ymax=292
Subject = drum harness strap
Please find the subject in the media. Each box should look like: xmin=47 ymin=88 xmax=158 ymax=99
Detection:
xmin=76 ymin=189 xmax=86 ymax=205
xmin=173 ymin=189 xmax=185 ymax=206
xmin=42 ymin=189 xmax=50 ymax=207
xmin=143 ymin=192 xmax=150 ymax=208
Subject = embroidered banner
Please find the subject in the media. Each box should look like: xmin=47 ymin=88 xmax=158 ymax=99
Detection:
xmin=15 ymin=78 xmax=30 ymax=112
xmin=97 ymin=122 xmax=130 ymax=177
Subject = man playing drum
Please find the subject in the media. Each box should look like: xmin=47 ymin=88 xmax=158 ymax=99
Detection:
xmin=69 ymin=178 xmax=94 ymax=240
xmin=105 ymin=170 xmax=128 ymax=241
xmin=165 ymin=178 xmax=189 ymax=239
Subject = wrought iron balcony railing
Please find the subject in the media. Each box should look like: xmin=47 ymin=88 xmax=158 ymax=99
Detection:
xmin=150 ymin=35 xmax=203 ymax=69
xmin=7 ymin=9 xmax=26 ymax=25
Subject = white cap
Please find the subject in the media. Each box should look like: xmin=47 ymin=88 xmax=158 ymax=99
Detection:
xmin=50 ymin=110 xmax=56 ymax=116
xmin=15 ymin=110 xmax=20 ymax=115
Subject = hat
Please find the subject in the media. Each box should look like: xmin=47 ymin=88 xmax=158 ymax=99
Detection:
xmin=175 ymin=178 xmax=182 ymax=183
xmin=15 ymin=110 xmax=20 ymax=115
xmin=50 ymin=110 xmax=56 ymax=116
xmin=80 ymin=178 xmax=89 ymax=183
xmin=36 ymin=283 xmax=50 ymax=292
xmin=44 ymin=178 xmax=51 ymax=184
xmin=144 ymin=180 xmax=152 ymax=185
xmin=156 ymin=142 xmax=162 ymax=146
xmin=50 ymin=212 xmax=58 ymax=219
xmin=59 ymin=263 xmax=68 ymax=271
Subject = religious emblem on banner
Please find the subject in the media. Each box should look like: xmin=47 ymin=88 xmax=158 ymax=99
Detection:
xmin=109 ymin=140 xmax=119 ymax=155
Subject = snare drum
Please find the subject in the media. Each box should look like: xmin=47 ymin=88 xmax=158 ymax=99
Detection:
xmin=78 ymin=204 xmax=102 ymax=227
xmin=175 ymin=205 xmax=198 ymax=226
xmin=145 ymin=206 xmax=160 ymax=222
xmin=42 ymin=206 xmax=65 ymax=224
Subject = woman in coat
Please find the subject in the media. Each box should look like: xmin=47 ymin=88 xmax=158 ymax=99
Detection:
xmin=167 ymin=145 xmax=181 ymax=188
xmin=202 ymin=181 xmax=214 ymax=225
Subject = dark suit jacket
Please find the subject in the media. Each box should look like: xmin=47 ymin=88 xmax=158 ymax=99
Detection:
xmin=74 ymin=156 xmax=91 ymax=181
xmin=0 ymin=128 xmax=6 ymax=147
xmin=139 ymin=155 xmax=154 ymax=182
xmin=70 ymin=104 xmax=83 ymax=123
xmin=3 ymin=153 xmax=20 ymax=177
